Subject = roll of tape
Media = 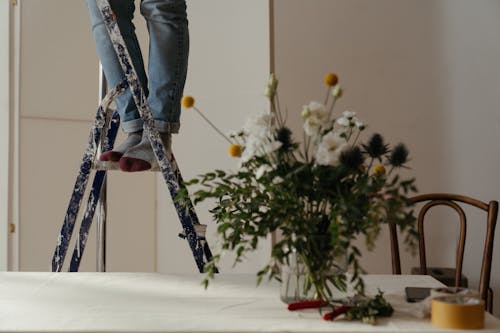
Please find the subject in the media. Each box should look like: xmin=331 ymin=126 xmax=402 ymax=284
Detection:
xmin=430 ymin=287 xmax=479 ymax=299
xmin=431 ymin=296 xmax=484 ymax=329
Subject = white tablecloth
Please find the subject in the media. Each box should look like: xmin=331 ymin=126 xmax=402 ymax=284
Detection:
xmin=0 ymin=273 xmax=498 ymax=333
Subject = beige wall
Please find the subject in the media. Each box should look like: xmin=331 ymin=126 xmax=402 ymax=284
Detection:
xmin=156 ymin=0 xmax=272 ymax=273
xmin=273 ymin=0 xmax=500 ymax=316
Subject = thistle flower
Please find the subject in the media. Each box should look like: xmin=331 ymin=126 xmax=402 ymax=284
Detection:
xmin=340 ymin=147 xmax=364 ymax=171
xmin=363 ymin=133 xmax=388 ymax=160
xmin=389 ymin=143 xmax=409 ymax=167
xmin=276 ymin=127 xmax=293 ymax=150
xmin=324 ymin=73 xmax=339 ymax=87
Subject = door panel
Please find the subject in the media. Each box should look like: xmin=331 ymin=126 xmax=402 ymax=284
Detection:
xmin=18 ymin=0 xmax=154 ymax=272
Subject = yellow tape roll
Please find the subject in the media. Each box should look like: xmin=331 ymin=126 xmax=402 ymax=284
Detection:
xmin=431 ymin=296 xmax=484 ymax=329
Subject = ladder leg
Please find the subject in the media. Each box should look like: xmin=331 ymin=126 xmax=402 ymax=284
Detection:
xmin=52 ymin=115 xmax=105 ymax=272
xmin=52 ymin=84 xmax=126 ymax=272
xmin=69 ymin=170 xmax=106 ymax=272
xmin=96 ymin=183 xmax=107 ymax=272
xmin=96 ymin=65 xmax=109 ymax=273
xmin=96 ymin=0 xmax=214 ymax=273
xmin=170 ymin=154 xmax=217 ymax=269
xmin=68 ymin=111 xmax=120 ymax=272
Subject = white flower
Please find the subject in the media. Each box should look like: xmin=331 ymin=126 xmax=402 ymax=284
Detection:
xmin=272 ymin=176 xmax=284 ymax=184
xmin=302 ymin=101 xmax=329 ymax=137
xmin=240 ymin=136 xmax=262 ymax=163
xmin=342 ymin=110 xmax=356 ymax=119
xmin=303 ymin=120 xmax=321 ymax=137
xmin=256 ymin=164 xmax=273 ymax=179
xmin=243 ymin=110 xmax=273 ymax=138
xmin=354 ymin=118 xmax=365 ymax=129
xmin=261 ymin=138 xmax=282 ymax=154
xmin=240 ymin=135 xmax=282 ymax=164
xmin=315 ymin=131 xmax=347 ymax=166
xmin=305 ymin=101 xmax=329 ymax=123
xmin=335 ymin=117 xmax=350 ymax=127
xmin=301 ymin=108 xmax=311 ymax=118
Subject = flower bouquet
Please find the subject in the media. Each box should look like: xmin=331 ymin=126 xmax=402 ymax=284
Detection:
xmin=179 ymin=73 xmax=417 ymax=322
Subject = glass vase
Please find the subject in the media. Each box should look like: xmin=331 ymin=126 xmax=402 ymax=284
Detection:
xmin=279 ymin=249 xmax=347 ymax=303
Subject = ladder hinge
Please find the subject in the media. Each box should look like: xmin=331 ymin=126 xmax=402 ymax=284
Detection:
xmin=12 ymin=0 xmax=18 ymax=6
xmin=9 ymin=223 xmax=15 ymax=233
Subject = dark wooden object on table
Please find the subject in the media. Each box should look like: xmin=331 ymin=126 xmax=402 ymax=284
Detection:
xmin=389 ymin=193 xmax=498 ymax=313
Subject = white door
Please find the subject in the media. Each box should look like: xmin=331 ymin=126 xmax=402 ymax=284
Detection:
xmin=15 ymin=0 xmax=155 ymax=272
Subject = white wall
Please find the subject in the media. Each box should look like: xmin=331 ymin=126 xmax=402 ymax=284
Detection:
xmin=0 ymin=0 xmax=10 ymax=271
xmin=156 ymin=0 xmax=272 ymax=274
xmin=273 ymin=0 xmax=500 ymax=316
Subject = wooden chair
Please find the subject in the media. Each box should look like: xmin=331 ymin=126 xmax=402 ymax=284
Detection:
xmin=389 ymin=193 xmax=498 ymax=313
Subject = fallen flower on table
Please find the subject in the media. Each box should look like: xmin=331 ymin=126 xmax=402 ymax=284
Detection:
xmin=287 ymin=290 xmax=394 ymax=325
xmin=287 ymin=299 xmax=329 ymax=311
xmin=322 ymin=304 xmax=349 ymax=321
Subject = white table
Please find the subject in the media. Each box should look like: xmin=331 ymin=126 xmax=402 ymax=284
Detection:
xmin=0 ymin=273 xmax=499 ymax=332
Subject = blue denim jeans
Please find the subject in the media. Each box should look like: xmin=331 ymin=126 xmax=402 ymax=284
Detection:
xmin=86 ymin=0 xmax=189 ymax=133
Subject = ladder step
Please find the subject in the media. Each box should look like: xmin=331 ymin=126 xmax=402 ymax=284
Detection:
xmin=92 ymin=160 xmax=161 ymax=171
xmin=178 ymin=224 xmax=207 ymax=240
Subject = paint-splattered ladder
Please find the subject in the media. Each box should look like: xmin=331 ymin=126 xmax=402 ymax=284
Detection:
xmin=51 ymin=0 xmax=215 ymax=273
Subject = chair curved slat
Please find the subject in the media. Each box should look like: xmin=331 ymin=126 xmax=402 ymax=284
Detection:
xmin=389 ymin=193 xmax=498 ymax=313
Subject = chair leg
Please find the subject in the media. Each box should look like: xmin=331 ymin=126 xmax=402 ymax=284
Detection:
xmin=487 ymin=287 xmax=493 ymax=314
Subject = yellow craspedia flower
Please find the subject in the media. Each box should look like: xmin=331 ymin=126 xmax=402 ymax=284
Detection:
xmin=324 ymin=73 xmax=339 ymax=87
xmin=373 ymin=164 xmax=386 ymax=176
xmin=228 ymin=144 xmax=242 ymax=157
xmin=181 ymin=95 xmax=195 ymax=108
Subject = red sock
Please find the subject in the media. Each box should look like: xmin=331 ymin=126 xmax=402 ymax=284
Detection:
xmin=119 ymin=157 xmax=151 ymax=172
xmin=99 ymin=150 xmax=123 ymax=162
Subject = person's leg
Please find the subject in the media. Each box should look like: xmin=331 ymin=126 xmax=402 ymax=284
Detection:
xmin=86 ymin=0 xmax=149 ymax=161
xmin=120 ymin=0 xmax=189 ymax=172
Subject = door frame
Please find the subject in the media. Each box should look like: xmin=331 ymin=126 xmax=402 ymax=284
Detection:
xmin=0 ymin=0 xmax=20 ymax=271
xmin=0 ymin=0 xmax=11 ymax=270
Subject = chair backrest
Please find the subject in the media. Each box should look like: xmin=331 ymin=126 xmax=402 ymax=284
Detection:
xmin=389 ymin=193 xmax=498 ymax=313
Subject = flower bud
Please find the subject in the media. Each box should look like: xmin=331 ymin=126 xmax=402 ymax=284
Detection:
xmin=228 ymin=144 xmax=242 ymax=157
xmin=181 ymin=96 xmax=195 ymax=108
xmin=301 ymin=108 xmax=311 ymax=118
xmin=266 ymin=73 xmax=278 ymax=98
xmin=332 ymin=85 xmax=343 ymax=98
xmin=372 ymin=164 xmax=386 ymax=176
xmin=324 ymin=73 xmax=339 ymax=87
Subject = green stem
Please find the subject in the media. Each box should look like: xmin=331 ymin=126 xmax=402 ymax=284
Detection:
xmin=193 ymin=107 xmax=233 ymax=145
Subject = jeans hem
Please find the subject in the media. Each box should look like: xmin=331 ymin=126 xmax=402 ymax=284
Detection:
xmin=122 ymin=118 xmax=180 ymax=134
